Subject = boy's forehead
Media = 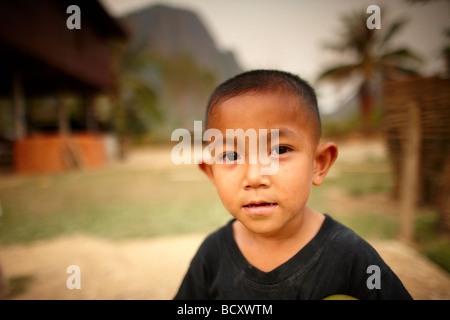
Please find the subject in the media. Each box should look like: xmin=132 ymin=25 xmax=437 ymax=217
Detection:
xmin=208 ymin=91 xmax=310 ymax=129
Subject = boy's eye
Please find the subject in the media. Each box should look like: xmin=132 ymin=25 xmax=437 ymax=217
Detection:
xmin=222 ymin=152 xmax=240 ymax=162
xmin=270 ymin=145 xmax=292 ymax=156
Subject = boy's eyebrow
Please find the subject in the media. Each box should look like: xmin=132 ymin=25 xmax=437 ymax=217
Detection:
xmin=216 ymin=128 xmax=299 ymax=142
xmin=276 ymin=127 xmax=299 ymax=139
xmin=206 ymin=127 xmax=300 ymax=148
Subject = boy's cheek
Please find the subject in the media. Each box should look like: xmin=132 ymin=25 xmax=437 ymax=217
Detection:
xmin=203 ymin=164 xmax=234 ymax=188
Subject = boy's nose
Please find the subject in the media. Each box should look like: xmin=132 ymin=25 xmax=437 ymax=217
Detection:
xmin=243 ymin=162 xmax=270 ymax=189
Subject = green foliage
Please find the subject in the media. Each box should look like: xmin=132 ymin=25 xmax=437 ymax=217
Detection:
xmin=322 ymin=108 xmax=383 ymax=138
xmin=147 ymin=53 xmax=218 ymax=136
xmin=322 ymin=114 xmax=362 ymax=138
xmin=114 ymin=46 xmax=163 ymax=139
xmin=114 ymin=45 xmax=218 ymax=143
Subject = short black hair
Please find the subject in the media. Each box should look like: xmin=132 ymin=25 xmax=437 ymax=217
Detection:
xmin=205 ymin=69 xmax=321 ymax=139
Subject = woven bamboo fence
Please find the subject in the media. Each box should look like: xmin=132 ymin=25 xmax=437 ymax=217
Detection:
xmin=382 ymin=76 xmax=450 ymax=234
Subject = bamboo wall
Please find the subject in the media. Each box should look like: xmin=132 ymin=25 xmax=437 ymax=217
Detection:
xmin=382 ymin=77 xmax=450 ymax=232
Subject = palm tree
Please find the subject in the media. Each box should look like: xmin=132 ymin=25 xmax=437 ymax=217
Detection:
xmin=316 ymin=9 xmax=422 ymax=130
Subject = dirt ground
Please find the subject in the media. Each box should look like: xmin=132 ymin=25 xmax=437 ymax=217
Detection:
xmin=1 ymin=232 xmax=450 ymax=300
xmin=1 ymin=139 xmax=449 ymax=300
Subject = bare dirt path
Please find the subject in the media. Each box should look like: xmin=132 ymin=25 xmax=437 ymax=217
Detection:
xmin=1 ymin=232 xmax=449 ymax=299
xmin=1 ymin=233 xmax=202 ymax=299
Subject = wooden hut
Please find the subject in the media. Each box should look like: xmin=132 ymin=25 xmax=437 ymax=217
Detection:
xmin=382 ymin=76 xmax=450 ymax=235
xmin=0 ymin=0 xmax=127 ymax=173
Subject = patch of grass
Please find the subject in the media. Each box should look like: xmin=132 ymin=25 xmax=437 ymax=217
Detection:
xmin=309 ymin=176 xmax=399 ymax=240
xmin=326 ymin=169 xmax=393 ymax=197
xmin=322 ymin=114 xmax=362 ymax=138
xmin=423 ymin=241 xmax=450 ymax=273
xmin=415 ymin=210 xmax=450 ymax=273
xmin=5 ymin=275 xmax=34 ymax=299
xmin=0 ymin=165 xmax=229 ymax=244
xmin=334 ymin=214 xmax=399 ymax=240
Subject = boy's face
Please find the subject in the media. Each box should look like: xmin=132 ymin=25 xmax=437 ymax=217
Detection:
xmin=200 ymin=91 xmax=336 ymax=237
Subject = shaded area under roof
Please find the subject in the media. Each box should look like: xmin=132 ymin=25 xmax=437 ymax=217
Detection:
xmin=0 ymin=0 xmax=127 ymax=96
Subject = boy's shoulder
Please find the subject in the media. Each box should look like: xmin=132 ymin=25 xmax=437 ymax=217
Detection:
xmin=323 ymin=215 xmax=369 ymax=246
xmin=189 ymin=220 xmax=235 ymax=266
xmin=325 ymin=216 xmax=413 ymax=299
xmin=196 ymin=220 xmax=234 ymax=256
xmin=319 ymin=214 xmax=385 ymax=265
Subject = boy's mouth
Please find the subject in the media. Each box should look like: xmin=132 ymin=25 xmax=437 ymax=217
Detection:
xmin=242 ymin=201 xmax=278 ymax=216
xmin=243 ymin=201 xmax=277 ymax=207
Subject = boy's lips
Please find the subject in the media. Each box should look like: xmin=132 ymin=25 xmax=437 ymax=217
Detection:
xmin=242 ymin=201 xmax=278 ymax=216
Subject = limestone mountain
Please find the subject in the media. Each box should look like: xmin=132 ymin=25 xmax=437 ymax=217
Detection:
xmin=121 ymin=5 xmax=243 ymax=137
xmin=124 ymin=4 xmax=242 ymax=81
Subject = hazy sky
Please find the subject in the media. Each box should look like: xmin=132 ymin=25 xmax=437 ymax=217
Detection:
xmin=100 ymin=0 xmax=450 ymax=112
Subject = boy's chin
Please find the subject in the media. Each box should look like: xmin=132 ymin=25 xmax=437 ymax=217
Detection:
xmin=239 ymin=218 xmax=285 ymax=236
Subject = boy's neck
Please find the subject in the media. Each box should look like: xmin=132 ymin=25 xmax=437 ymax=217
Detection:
xmin=232 ymin=208 xmax=325 ymax=272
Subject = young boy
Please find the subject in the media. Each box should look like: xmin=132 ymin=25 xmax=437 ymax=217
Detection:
xmin=174 ymin=70 xmax=412 ymax=300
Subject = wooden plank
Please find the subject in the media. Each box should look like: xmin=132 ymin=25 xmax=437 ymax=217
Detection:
xmin=399 ymin=102 xmax=421 ymax=244
xmin=12 ymin=72 xmax=26 ymax=140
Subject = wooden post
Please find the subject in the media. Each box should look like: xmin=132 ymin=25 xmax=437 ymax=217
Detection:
xmin=58 ymin=91 xmax=70 ymax=136
xmin=57 ymin=92 xmax=84 ymax=170
xmin=85 ymin=92 xmax=98 ymax=133
xmin=399 ymin=102 xmax=421 ymax=244
xmin=12 ymin=72 xmax=26 ymax=140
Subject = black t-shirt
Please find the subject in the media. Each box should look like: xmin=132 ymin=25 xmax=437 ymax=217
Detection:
xmin=174 ymin=215 xmax=412 ymax=300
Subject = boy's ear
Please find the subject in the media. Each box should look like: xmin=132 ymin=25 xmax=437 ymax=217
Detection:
xmin=198 ymin=162 xmax=215 ymax=182
xmin=312 ymin=142 xmax=338 ymax=186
